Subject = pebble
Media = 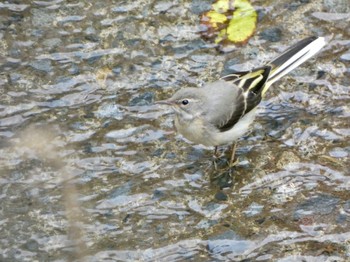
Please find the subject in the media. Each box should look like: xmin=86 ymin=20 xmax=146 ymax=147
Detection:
xmin=293 ymin=194 xmax=340 ymax=220
xmin=329 ymin=147 xmax=348 ymax=158
xmin=152 ymin=189 xmax=166 ymax=200
xmin=243 ymin=202 xmax=264 ymax=217
xmin=323 ymin=0 xmax=350 ymax=13
xmin=214 ymin=191 xmax=228 ymax=201
xmin=129 ymin=92 xmax=155 ymax=106
xmin=221 ymin=58 xmax=241 ymax=76
xmin=209 ymin=230 xmax=240 ymax=241
xmin=343 ymin=200 xmax=350 ymax=212
xmin=28 ymin=59 xmax=52 ymax=73
xmin=31 ymin=8 xmax=55 ymax=27
xmin=42 ymin=38 xmax=62 ymax=50
xmin=259 ymin=27 xmax=283 ymax=42
xmin=190 ymin=0 xmax=212 ymax=15
xmin=276 ymin=151 xmax=300 ymax=169
xmin=24 ymin=239 xmax=39 ymax=252
xmin=340 ymin=52 xmax=350 ymax=62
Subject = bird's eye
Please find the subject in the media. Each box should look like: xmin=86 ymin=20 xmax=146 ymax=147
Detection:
xmin=181 ymin=99 xmax=189 ymax=105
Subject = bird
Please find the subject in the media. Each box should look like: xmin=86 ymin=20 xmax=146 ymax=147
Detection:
xmin=156 ymin=36 xmax=326 ymax=167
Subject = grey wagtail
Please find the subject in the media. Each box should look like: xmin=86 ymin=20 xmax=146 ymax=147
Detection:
xmin=157 ymin=36 xmax=326 ymax=166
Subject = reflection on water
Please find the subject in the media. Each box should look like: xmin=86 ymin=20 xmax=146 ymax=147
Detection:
xmin=0 ymin=0 xmax=349 ymax=261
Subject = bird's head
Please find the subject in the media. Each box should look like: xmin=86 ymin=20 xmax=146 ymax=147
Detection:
xmin=156 ymin=88 xmax=207 ymax=121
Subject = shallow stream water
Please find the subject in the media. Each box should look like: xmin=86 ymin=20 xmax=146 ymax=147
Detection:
xmin=0 ymin=0 xmax=350 ymax=261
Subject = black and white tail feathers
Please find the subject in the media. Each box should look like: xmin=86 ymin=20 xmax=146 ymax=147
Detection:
xmin=221 ymin=36 xmax=326 ymax=97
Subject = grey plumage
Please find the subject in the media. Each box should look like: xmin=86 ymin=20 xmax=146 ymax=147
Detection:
xmin=157 ymin=36 xmax=326 ymax=159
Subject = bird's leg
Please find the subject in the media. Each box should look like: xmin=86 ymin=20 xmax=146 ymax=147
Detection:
xmin=212 ymin=146 xmax=219 ymax=170
xmin=214 ymin=146 xmax=219 ymax=157
xmin=229 ymin=142 xmax=239 ymax=167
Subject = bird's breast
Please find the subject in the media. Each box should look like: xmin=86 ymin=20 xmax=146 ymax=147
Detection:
xmin=174 ymin=116 xmax=212 ymax=146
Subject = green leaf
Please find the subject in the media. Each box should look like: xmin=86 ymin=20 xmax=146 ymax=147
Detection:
xmin=207 ymin=10 xmax=228 ymax=27
xmin=226 ymin=0 xmax=257 ymax=43
xmin=200 ymin=0 xmax=257 ymax=45
xmin=212 ymin=0 xmax=230 ymax=13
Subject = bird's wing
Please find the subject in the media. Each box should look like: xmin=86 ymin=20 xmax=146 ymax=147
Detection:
xmin=215 ymin=66 xmax=271 ymax=132
xmin=216 ymin=36 xmax=326 ymax=133
xmin=208 ymin=37 xmax=325 ymax=133
xmin=201 ymin=81 xmax=245 ymax=132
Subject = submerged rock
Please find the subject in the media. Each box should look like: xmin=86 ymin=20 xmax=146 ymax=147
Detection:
xmin=28 ymin=59 xmax=52 ymax=73
xmin=293 ymin=194 xmax=340 ymax=220
xmin=129 ymin=92 xmax=155 ymax=106
xmin=259 ymin=27 xmax=282 ymax=42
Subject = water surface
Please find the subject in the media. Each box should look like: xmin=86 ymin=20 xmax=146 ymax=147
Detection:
xmin=0 ymin=0 xmax=349 ymax=261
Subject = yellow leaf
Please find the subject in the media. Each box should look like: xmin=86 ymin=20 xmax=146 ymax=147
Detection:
xmin=212 ymin=0 xmax=230 ymax=13
xmin=215 ymin=29 xmax=227 ymax=44
xmin=200 ymin=0 xmax=257 ymax=45
xmin=207 ymin=10 xmax=227 ymax=27
xmin=226 ymin=0 xmax=257 ymax=43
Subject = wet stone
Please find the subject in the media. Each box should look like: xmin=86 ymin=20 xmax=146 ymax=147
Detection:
xmin=165 ymin=152 xmax=176 ymax=159
xmin=293 ymin=194 xmax=340 ymax=220
xmin=207 ymin=232 xmax=251 ymax=255
xmin=42 ymin=38 xmax=63 ymax=50
xmin=343 ymin=200 xmax=350 ymax=212
xmin=154 ymin=1 xmax=175 ymax=13
xmin=23 ymin=239 xmax=39 ymax=252
xmin=123 ymin=213 xmax=131 ymax=223
xmin=112 ymin=67 xmax=122 ymax=76
xmin=221 ymin=58 xmax=241 ymax=76
xmin=243 ymin=203 xmax=264 ymax=217
xmin=188 ymin=148 xmax=205 ymax=161
xmin=287 ymin=0 xmax=310 ymax=11
xmin=214 ymin=191 xmax=228 ymax=201
xmin=28 ymin=59 xmax=52 ymax=73
xmin=196 ymin=219 xmax=218 ymax=229
xmin=2 ymin=57 xmax=21 ymax=70
xmin=152 ymin=189 xmax=166 ymax=200
xmin=31 ymin=8 xmax=56 ymax=27
xmin=259 ymin=27 xmax=283 ymax=42
xmin=191 ymin=0 xmax=212 ymax=15
xmin=8 ymin=13 xmax=25 ymax=24
xmin=256 ymin=8 xmax=267 ymax=22
xmin=86 ymin=55 xmax=102 ymax=65
xmin=85 ymin=34 xmax=100 ymax=42
xmin=316 ymin=70 xmax=326 ymax=79
xmin=209 ymin=230 xmax=240 ymax=241
xmin=8 ymin=47 xmax=21 ymax=58
xmin=156 ymin=224 xmax=165 ymax=234
xmin=342 ymin=70 xmax=350 ymax=86
xmin=172 ymin=39 xmax=208 ymax=56
xmin=83 ymin=143 xmax=93 ymax=153
xmin=160 ymin=34 xmax=177 ymax=43
xmin=205 ymin=202 xmax=226 ymax=213
xmin=214 ymin=173 xmax=233 ymax=189
xmin=340 ymin=52 xmax=350 ymax=62
xmin=9 ymin=73 xmax=21 ymax=83
xmin=336 ymin=214 xmax=348 ymax=225
xmin=255 ymin=217 xmax=265 ymax=225
xmin=110 ymin=181 xmax=132 ymax=198
xmin=276 ymin=151 xmax=300 ymax=169
xmin=323 ymin=0 xmax=350 ymax=13
xmin=68 ymin=64 xmax=80 ymax=75
xmin=129 ymin=92 xmax=155 ymax=106
xmin=329 ymin=147 xmax=348 ymax=158
xmin=95 ymin=104 xmax=124 ymax=120
xmin=151 ymin=148 xmax=164 ymax=157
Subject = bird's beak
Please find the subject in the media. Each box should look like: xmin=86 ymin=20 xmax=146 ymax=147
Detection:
xmin=154 ymin=100 xmax=174 ymax=106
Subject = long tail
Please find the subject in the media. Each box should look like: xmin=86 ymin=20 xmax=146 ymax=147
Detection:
xmin=221 ymin=36 xmax=326 ymax=97
xmin=265 ymin=36 xmax=326 ymax=92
